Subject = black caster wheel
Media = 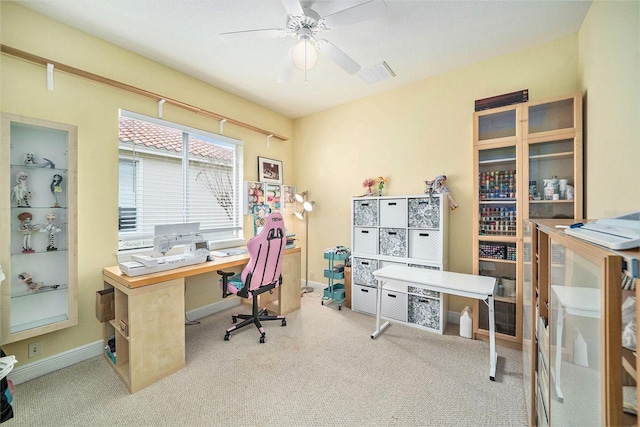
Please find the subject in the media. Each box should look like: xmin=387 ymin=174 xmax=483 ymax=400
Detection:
xmin=321 ymin=300 xmax=324 ymax=305
xmin=224 ymin=333 xmax=230 ymax=341
xmin=338 ymin=305 xmax=342 ymax=310
xmin=232 ymin=316 xmax=237 ymax=324
xmin=281 ymin=319 xmax=287 ymax=326
xmin=259 ymin=335 xmax=265 ymax=344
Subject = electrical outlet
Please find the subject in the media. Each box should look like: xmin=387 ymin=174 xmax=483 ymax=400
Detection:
xmin=28 ymin=341 xmax=41 ymax=358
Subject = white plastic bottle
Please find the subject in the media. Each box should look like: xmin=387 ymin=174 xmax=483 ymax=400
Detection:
xmin=460 ymin=306 xmax=472 ymax=339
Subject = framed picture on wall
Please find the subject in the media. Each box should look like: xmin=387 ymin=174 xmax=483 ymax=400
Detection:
xmin=257 ymin=156 xmax=283 ymax=184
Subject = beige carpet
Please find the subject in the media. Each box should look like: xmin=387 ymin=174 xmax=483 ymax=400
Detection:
xmin=5 ymin=291 xmax=527 ymax=426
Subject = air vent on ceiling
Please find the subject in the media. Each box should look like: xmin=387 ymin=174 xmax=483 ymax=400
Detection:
xmin=358 ymin=61 xmax=395 ymax=84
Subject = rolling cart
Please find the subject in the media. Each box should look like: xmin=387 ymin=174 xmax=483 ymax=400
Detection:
xmin=322 ymin=247 xmax=349 ymax=310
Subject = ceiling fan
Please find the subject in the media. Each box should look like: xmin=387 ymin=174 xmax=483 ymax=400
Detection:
xmin=219 ymin=0 xmax=388 ymax=82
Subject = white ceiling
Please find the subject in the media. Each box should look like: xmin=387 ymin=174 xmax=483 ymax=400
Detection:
xmin=14 ymin=0 xmax=592 ymax=119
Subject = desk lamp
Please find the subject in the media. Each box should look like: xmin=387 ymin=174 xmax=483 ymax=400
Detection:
xmin=295 ymin=191 xmax=315 ymax=294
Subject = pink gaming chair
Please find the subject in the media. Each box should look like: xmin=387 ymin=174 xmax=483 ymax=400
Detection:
xmin=218 ymin=212 xmax=287 ymax=343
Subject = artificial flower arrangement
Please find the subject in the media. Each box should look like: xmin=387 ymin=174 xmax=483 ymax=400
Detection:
xmin=362 ymin=178 xmax=375 ymax=196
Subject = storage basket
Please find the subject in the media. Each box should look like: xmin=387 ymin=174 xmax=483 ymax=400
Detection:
xmin=323 ymin=283 xmax=345 ymax=301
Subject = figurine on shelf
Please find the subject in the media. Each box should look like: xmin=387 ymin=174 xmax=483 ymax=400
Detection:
xmin=377 ymin=176 xmax=387 ymax=196
xmin=39 ymin=158 xmax=55 ymax=168
xmin=425 ymin=174 xmax=458 ymax=210
xmin=24 ymin=152 xmax=38 ymax=166
xmin=11 ymin=171 xmax=32 ymax=207
xmin=50 ymin=174 xmax=63 ymax=208
xmin=362 ymin=178 xmax=375 ymax=196
xmin=40 ymin=213 xmax=61 ymax=251
xmin=18 ymin=212 xmax=40 ymax=253
xmin=17 ymin=272 xmax=42 ymax=292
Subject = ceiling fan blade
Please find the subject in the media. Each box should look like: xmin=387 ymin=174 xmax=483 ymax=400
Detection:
xmin=277 ymin=47 xmax=296 ymax=84
xmin=315 ymin=39 xmax=361 ymax=74
xmin=280 ymin=0 xmax=304 ymax=17
xmin=219 ymin=28 xmax=287 ymax=41
xmin=319 ymin=0 xmax=387 ymax=29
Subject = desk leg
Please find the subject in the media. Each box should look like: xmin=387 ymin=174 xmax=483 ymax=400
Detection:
xmin=371 ymin=280 xmax=390 ymax=339
xmin=488 ymin=296 xmax=497 ymax=381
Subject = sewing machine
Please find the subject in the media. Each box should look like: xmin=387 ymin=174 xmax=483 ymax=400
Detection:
xmin=119 ymin=223 xmax=210 ymax=276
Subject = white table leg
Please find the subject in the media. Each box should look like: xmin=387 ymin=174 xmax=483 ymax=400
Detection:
xmin=371 ymin=280 xmax=390 ymax=339
xmin=488 ymin=295 xmax=497 ymax=381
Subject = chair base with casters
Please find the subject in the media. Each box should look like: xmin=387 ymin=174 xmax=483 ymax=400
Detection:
xmin=218 ymin=270 xmax=287 ymax=343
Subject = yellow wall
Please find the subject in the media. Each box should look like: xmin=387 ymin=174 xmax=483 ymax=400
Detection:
xmin=1 ymin=0 xmax=638 ymax=362
xmin=292 ymin=1 xmax=639 ymax=314
xmin=0 ymin=2 xmax=294 ymax=361
xmin=292 ymin=35 xmax=580 ymax=313
xmin=578 ymin=0 xmax=640 ymax=218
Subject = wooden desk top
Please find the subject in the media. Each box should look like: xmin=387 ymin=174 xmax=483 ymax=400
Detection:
xmin=103 ymin=247 xmax=301 ymax=288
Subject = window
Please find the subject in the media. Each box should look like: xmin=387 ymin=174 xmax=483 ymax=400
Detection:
xmin=118 ymin=110 xmax=244 ymax=251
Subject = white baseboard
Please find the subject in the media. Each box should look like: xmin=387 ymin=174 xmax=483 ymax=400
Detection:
xmin=7 ymin=299 xmax=241 ymax=386
xmin=8 ymin=340 xmax=104 ymax=385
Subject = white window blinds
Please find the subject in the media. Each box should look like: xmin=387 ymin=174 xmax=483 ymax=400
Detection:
xmin=118 ymin=110 xmax=243 ymax=250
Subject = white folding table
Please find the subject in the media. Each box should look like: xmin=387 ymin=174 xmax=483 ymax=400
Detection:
xmin=372 ymin=265 xmax=498 ymax=381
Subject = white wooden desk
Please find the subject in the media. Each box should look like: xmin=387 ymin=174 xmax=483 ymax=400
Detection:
xmin=372 ymin=265 xmax=498 ymax=380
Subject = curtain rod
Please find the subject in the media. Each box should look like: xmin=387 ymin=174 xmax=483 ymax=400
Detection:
xmin=1 ymin=44 xmax=288 ymax=141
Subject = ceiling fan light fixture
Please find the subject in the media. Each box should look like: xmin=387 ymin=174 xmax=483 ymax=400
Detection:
xmin=292 ymin=36 xmax=318 ymax=71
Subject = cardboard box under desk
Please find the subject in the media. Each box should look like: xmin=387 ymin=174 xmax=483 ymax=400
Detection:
xmin=95 ymin=288 xmax=115 ymax=322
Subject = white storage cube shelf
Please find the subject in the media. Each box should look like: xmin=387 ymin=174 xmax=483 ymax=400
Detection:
xmin=353 ymin=227 xmax=377 ymax=254
xmin=352 ymin=284 xmax=378 ymax=315
xmin=408 ymin=294 xmax=442 ymax=331
xmin=408 ymin=229 xmax=442 ymax=261
xmin=352 ymin=257 xmax=378 ymax=286
xmin=380 ymin=281 xmax=408 ymax=322
xmin=351 ymin=194 xmax=449 ymax=333
xmin=353 ymin=199 xmax=378 ymax=226
xmin=379 ymin=228 xmax=406 ymax=257
xmin=379 ymin=198 xmax=407 ymax=227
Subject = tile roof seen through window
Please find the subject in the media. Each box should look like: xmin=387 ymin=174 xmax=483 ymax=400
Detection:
xmin=119 ymin=116 xmax=233 ymax=161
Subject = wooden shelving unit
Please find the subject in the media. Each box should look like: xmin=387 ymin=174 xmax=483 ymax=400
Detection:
xmin=471 ymin=92 xmax=583 ymax=349
xmin=525 ymin=219 xmax=639 ymax=426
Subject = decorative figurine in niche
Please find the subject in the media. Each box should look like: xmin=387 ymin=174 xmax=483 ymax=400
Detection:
xmin=362 ymin=178 xmax=375 ymax=196
xmin=38 ymin=157 xmax=55 ymax=168
xmin=17 ymin=272 xmax=59 ymax=292
xmin=424 ymin=174 xmax=458 ymax=210
xmin=377 ymin=176 xmax=387 ymax=196
xmin=50 ymin=174 xmax=63 ymax=208
xmin=24 ymin=152 xmax=38 ymax=165
xmin=18 ymin=212 xmax=40 ymax=253
xmin=40 ymin=213 xmax=61 ymax=251
xmin=17 ymin=272 xmax=42 ymax=292
xmin=11 ymin=171 xmax=32 ymax=207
